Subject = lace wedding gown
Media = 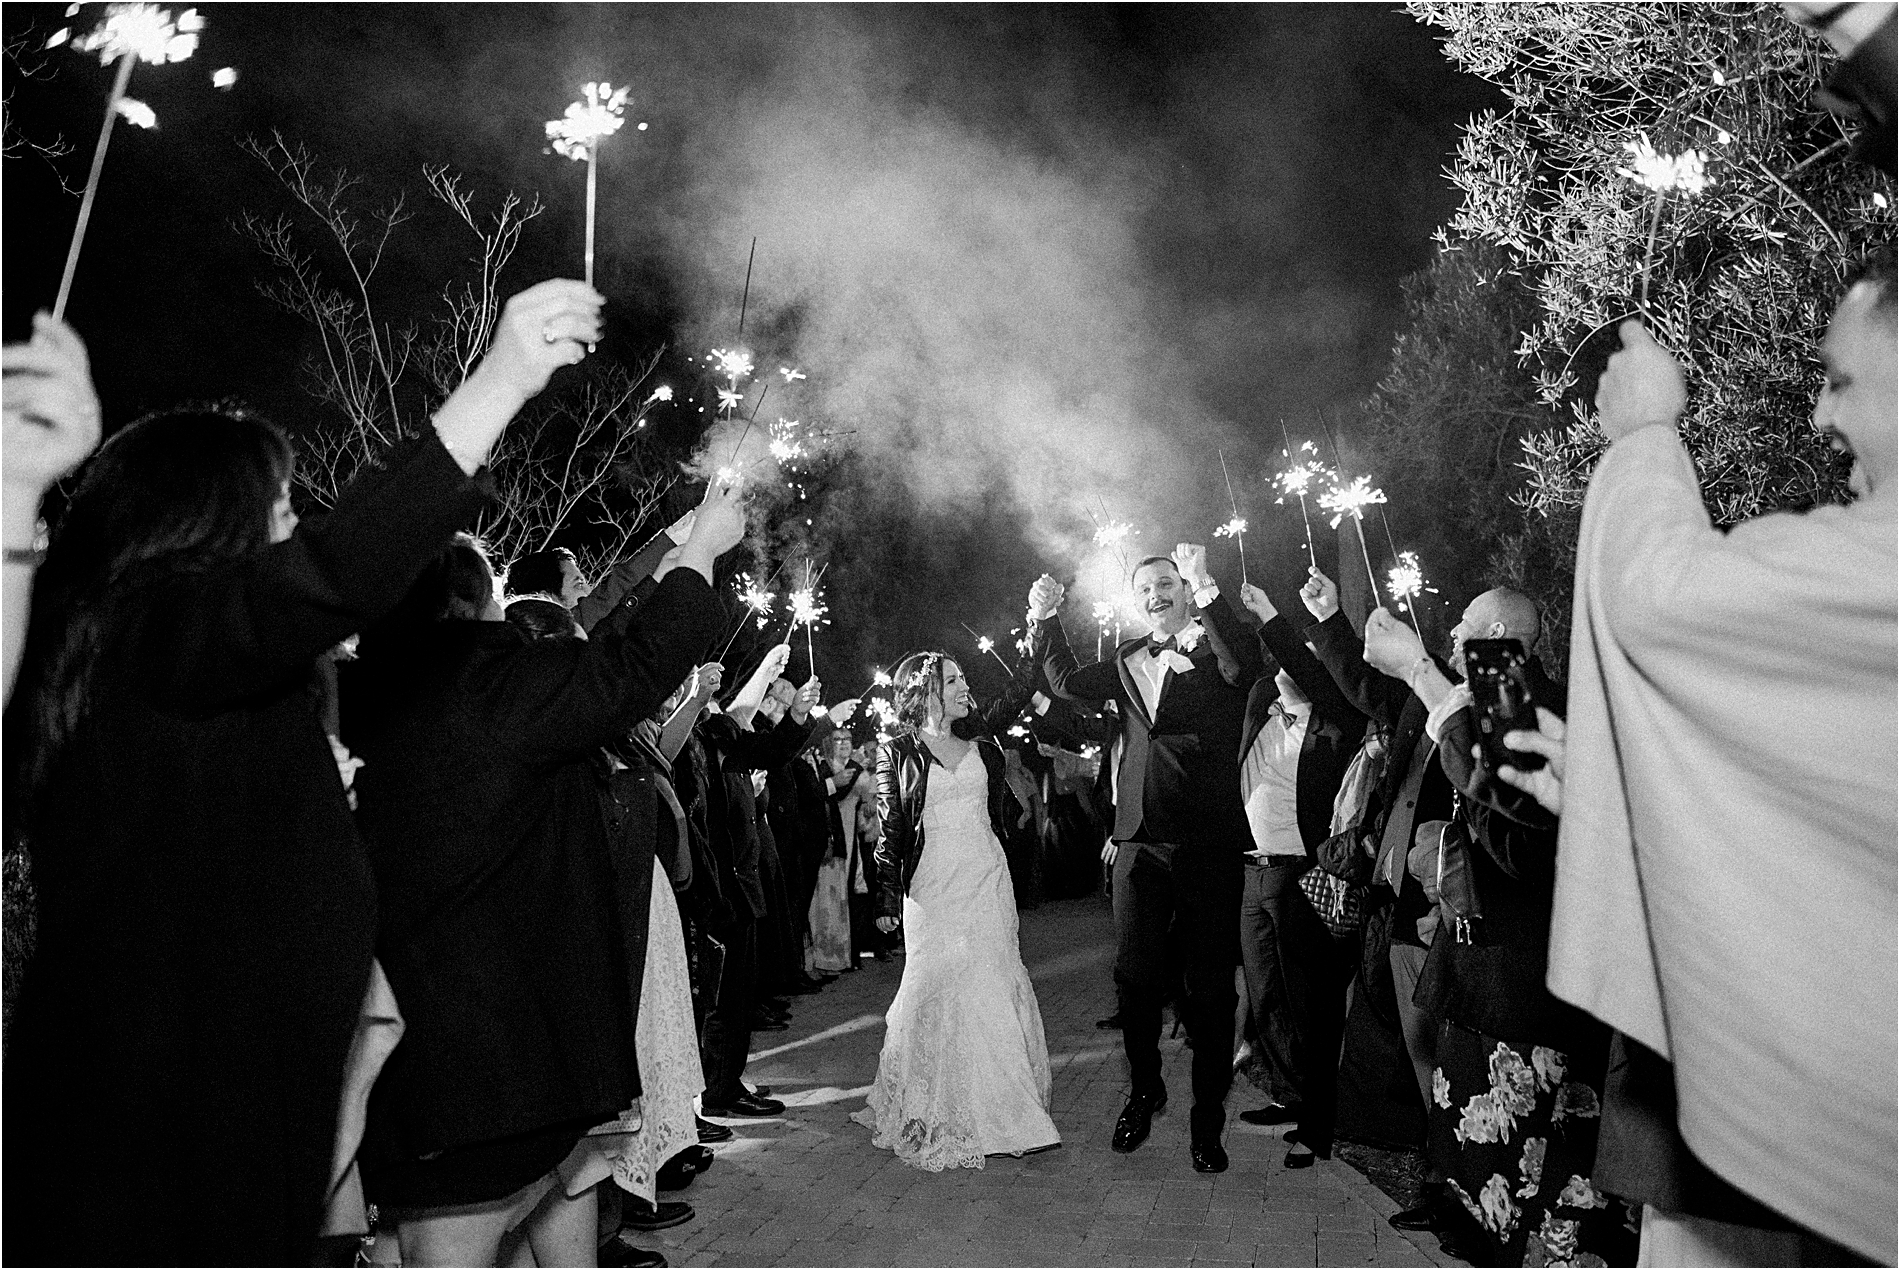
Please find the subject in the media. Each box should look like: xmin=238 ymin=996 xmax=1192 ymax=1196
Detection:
xmin=851 ymin=747 xmax=1060 ymax=1170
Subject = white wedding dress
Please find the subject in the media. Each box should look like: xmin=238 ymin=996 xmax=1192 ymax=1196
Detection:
xmin=851 ymin=746 xmax=1060 ymax=1170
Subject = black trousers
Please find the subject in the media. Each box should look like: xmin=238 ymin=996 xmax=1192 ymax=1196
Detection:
xmin=1249 ymin=856 xmax=1356 ymax=1156
xmin=1239 ymin=856 xmax=1306 ymax=1107
xmin=699 ymin=918 xmax=757 ymax=1102
xmin=1112 ymin=841 xmax=1243 ymax=1132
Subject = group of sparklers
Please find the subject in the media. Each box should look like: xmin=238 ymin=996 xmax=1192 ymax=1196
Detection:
xmin=44 ymin=4 xmax=1725 ymax=747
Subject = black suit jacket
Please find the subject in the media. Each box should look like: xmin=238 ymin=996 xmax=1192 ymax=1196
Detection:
xmin=1033 ymin=591 xmax=1262 ymax=850
xmin=1241 ymin=613 xmax=1368 ymax=854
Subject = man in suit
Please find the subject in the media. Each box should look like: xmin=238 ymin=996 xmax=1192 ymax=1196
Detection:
xmin=1026 ymin=544 xmax=1263 ymax=1173
xmin=1232 ymin=582 xmax=1368 ymax=1168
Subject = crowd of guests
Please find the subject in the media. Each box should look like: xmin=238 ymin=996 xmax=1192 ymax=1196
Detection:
xmin=0 ymin=5 xmax=1891 ymax=1267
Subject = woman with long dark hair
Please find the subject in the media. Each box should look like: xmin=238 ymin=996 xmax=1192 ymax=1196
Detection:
xmin=2 ymin=279 xmax=603 ymax=1266
xmin=851 ymin=650 xmax=1061 ymax=1170
xmin=341 ymin=481 xmax=742 ymax=1266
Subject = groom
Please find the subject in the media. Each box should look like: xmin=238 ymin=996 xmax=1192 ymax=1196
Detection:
xmin=1027 ymin=545 xmax=1262 ymax=1172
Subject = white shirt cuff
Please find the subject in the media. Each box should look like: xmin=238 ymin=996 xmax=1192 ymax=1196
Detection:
xmin=1424 ymin=683 xmax=1473 ymax=745
xmin=1192 ymin=581 xmax=1220 ymax=608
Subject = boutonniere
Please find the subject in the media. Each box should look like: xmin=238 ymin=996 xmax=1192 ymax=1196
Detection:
xmin=1175 ymin=622 xmax=1207 ymax=654
xmin=1157 ymin=649 xmax=1196 ymax=675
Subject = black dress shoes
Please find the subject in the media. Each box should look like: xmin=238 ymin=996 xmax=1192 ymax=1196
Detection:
xmin=1389 ymin=1186 xmax=1450 ymax=1232
xmin=1189 ymin=1135 xmax=1228 ymax=1173
xmin=701 ymin=1090 xmax=785 ymax=1118
xmin=621 ymin=1197 xmax=694 ymax=1232
xmin=695 ymin=1116 xmax=733 ymax=1143
xmin=1238 ymin=1103 xmax=1300 ymax=1126
xmin=598 ymin=1232 xmax=668 ymax=1268
xmin=1110 ymin=1090 xmax=1166 ymax=1153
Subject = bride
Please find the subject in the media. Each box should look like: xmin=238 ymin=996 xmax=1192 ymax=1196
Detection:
xmin=850 ymin=651 xmax=1061 ymax=1170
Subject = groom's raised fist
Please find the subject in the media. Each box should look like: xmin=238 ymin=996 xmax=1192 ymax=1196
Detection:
xmin=1028 ymin=573 xmax=1065 ymax=620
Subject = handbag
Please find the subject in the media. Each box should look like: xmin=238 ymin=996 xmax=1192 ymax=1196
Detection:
xmin=1298 ymin=866 xmax=1365 ymax=942
xmin=1407 ymin=803 xmax=1485 ymax=945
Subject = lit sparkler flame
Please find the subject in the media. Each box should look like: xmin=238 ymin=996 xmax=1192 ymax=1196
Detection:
xmin=1213 ymin=517 xmax=1247 ymax=539
xmin=1093 ymin=522 xmax=1133 ymax=549
xmin=734 ymin=572 xmax=776 ymax=626
xmin=1318 ymin=475 xmax=1387 ymax=529
xmin=778 ymin=366 xmax=806 ymax=383
xmin=210 ymin=65 xmax=235 ymax=88
xmin=716 ymin=387 xmax=745 ymax=413
xmin=1092 ymin=601 xmax=1117 ymax=628
xmin=1384 ymin=551 xmax=1437 ymax=611
xmin=710 ymin=347 xmax=753 ymax=382
xmin=976 ymin=636 xmax=995 ymax=654
xmin=545 ymin=81 xmax=630 ymax=161
xmin=70 ymin=4 xmax=203 ymax=66
xmin=873 ymin=669 xmax=893 ymax=688
xmin=645 ymin=384 xmax=673 ymax=404
xmin=1274 ymin=462 xmax=1325 ymax=499
xmin=1618 ymin=135 xmax=1710 ymax=196
xmin=768 ymin=418 xmax=806 ymax=464
xmin=789 ymin=586 xmax=828 ymax=629
xmin=714 ymin=465 xmax=741 ymax=488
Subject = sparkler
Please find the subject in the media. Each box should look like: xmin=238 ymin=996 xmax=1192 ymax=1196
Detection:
xmin=714 ymin=554 xmax=796 ymax=660
xmin=789 ymin=559 xmax=829 ymax=675
xmin=545 ymin=81 xmax=633 ymax=292
xmin=959 ymin=622 xmax=1013 ymax=672
xmin=1092 ymin=599 xmax=1116 ymax=660
xmin=1618 ymin=134 xmax=1712 ymax=313
xmin=734 ymin=572 xmax=776 ymax=628
xmin=1383 ymin=551 xmax=1433 ymax=642
xmin=872 ymin=669 xmax=894 ymax=689
xmin=1217 ymin=448 xmax=1248 ymax=585
xmin=1312 ymin=410 xmax=1386 ymax=602
xmin=51 ymin=4 xmax=205 ymax=321
xmin=1274 ymin=420 xmax=1322 ymax=570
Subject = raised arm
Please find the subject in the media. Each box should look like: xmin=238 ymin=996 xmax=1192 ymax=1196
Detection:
xmin=973 ymin=633 xmax=1044 ymax=734
xmin=1239 ymin=584 xmax=1366 ymax=727
xmin=658 ymin=662 xmax=722 ymax=764
xmin=1299 ymin=571 xmax=1410 ymax=731
xmin=141 ymin=281 xmax=603 ymax=714
xmin=1174 ymin=543 xmax=1264 ymax=688
xmin=573 ymin=507 xmax=697 ymax=633
xmin=1025 ymin=574 xmax=1122 ymax=703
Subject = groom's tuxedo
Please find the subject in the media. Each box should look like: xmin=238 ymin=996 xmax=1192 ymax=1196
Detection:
xmin=1031 ymin=586 xmax=1263 ymax=1136
xmin=1033 ymin=595 xmax=1260 ymax=849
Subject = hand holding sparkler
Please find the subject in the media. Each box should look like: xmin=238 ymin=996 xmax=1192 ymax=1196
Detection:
xmin=674 ymin=477 xmax=747 ymax=582
xmin=1300 ymin=567 xmax=1339 ymax=622
xmin=826 ymin=699 xmax=861 ymax=727
xmin=1594 ymin=321 xmax=1687 ymax=441
xmin=430 ymin=279 xmax=603 ymax=476
xmin=690 ymin=662 xmax=725 ymax=703
xmin=1027 ymin=573 xmax=1065 ymax=621
xmin=1361 ymin=608 xmax=1428 ymax=681
xmin=1172 ymin=543 xmax=1210 ymax=591
xmin=791 ymin=676 xmax=824 ymax=722
xmin=1237 ymin=582 xmax=1277 ymax=625
xmin=3 ymin=315 xmax=103 ymax=498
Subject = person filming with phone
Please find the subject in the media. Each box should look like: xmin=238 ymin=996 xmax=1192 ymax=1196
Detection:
xmin=1360 ymin=591 xmax=1631 ymax=1268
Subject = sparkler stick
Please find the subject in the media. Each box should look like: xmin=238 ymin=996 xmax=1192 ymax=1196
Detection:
xmin=53 ymin=5 xmax=207 ymax=320
xmin=958 ymin=622 xmax=1013 ymax=672
xmin=737 ymin=236 xmax=757 ymax=338
xmin=1276 ymin=418 xmax=1319 ymax=570
xmin=1217 ymin=448 xmax=1248 ymax=586
xmin=1384 ymin=551 xmax=1433 ymax=643
xmin=54 ymin=49 xmax=135 ymax=322
xmin=788 ymin=559 xmax=830 ymax=677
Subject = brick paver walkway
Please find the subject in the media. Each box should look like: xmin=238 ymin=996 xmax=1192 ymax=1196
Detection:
xmin=656 ymin=896 xmax=1461 ymax=1268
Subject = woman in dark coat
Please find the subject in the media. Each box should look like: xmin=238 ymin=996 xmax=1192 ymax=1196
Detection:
xmin=2 ymin=279 xmax=602 ymax=1266
xmin=343 ymin=483 xmax=740 ymax=1266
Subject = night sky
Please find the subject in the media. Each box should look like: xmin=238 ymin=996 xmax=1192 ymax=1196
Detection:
xmin=2 ymin=4 xmax=1497 ymax=691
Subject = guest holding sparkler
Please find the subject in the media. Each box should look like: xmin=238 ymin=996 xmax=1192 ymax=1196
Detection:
xmin=1025 ymin=545 xmax=1263 ymax=1173
xmin=506 ymin=507 xmax=696 ymax=634
xmin=4 ymin=278 xmax=604 ymax=1265
xmin=1231 ymin=582 xmax=1368 ymax=1168
xmin=341 ymin=467 xmax=741 ymax=1267
xmin=853 ymin=648 xmax=1060 ymax=1169
xmin=1553 ymin=262 xmax=1896 ymax=1266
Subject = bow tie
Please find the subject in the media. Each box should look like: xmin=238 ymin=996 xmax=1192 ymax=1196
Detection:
xmin=1147 ymin=635 xmax=1179 ymax=656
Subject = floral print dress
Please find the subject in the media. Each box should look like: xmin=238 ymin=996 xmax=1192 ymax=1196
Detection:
xmin=1430 ymin=1020 xmax=1638 ymax=1267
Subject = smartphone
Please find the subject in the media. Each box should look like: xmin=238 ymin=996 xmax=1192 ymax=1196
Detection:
xmin=1462 ymin=638 xmax=1545 ymax=773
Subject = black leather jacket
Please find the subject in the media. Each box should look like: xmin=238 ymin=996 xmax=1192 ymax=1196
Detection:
xmin=871 ymin=653 xmax=1039 ymax=920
